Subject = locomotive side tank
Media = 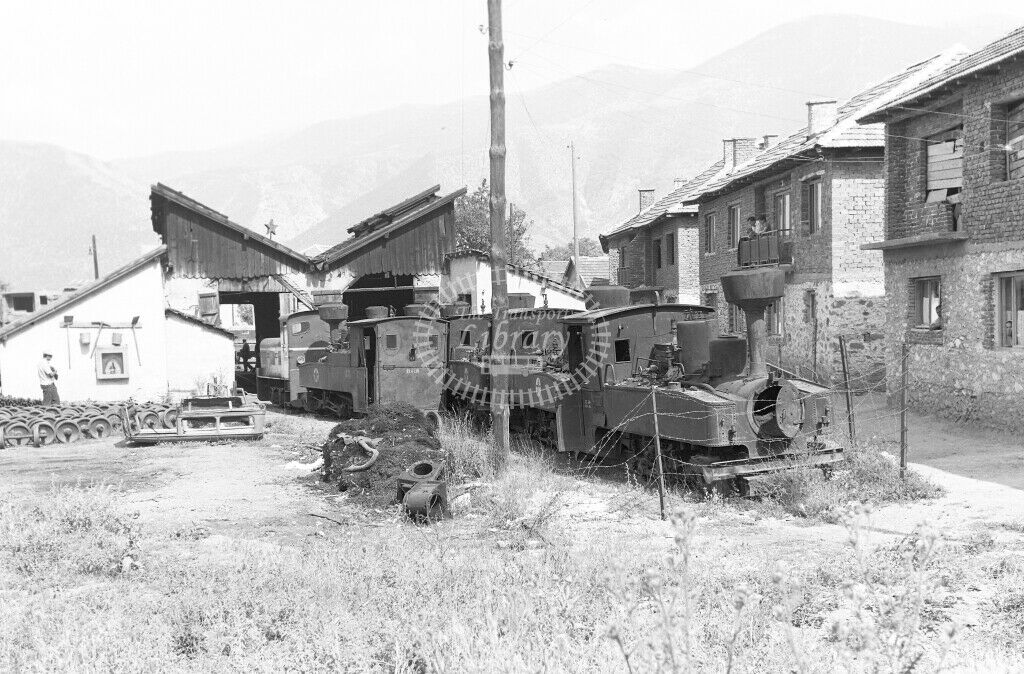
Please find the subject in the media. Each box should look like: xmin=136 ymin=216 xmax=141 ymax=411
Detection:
xmin=256 ymin=309 xmax=331 ymax=406
xmin=298 ymin=315 xmax=448 ymax=416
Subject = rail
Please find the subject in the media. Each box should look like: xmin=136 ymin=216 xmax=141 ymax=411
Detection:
xmin=736 ymin=230 xmax=793 ymax=268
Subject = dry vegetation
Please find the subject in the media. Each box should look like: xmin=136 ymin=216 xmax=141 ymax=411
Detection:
xmin=1 ymin=416 xmax=1022 ymax=672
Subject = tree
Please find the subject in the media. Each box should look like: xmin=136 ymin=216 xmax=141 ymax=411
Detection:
xmin=454 ymin=179 xmax=536 ymax=268
xmin=538 ymin=237 xmax=603 ymax=260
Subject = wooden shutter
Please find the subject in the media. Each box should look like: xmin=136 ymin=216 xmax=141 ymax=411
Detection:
xmin=800 ymin=182 xmax=810 ymax=234
xmin=1008 ymin=102 xmax=1024 ymax=181
xmin=927 ymin=136 xmax=964 ymax=190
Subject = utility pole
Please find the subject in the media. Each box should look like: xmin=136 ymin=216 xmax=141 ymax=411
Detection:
xmin=90 ymin=235 xmax=99 ymax=280
xmin=487 ymin=0 xmax=510 ymax=471
xmin=569 ymin=140 xmax=580 ymax=268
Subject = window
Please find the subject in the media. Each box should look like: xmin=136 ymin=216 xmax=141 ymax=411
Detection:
xmin=728 ymin=303 xmax=743 ymax=333
xmin=773 ymin=192 xmax=791 ymax=236
xmin=619 ymin=247 xmax=627 ymax=268
xmin=39 ymin=296 xmax=48 ymax=306
xmin=1004 ymin=101 xmax=1024 ymax=182
xmin=703 ymin=292 xmax=718 ymax=309
xmin=727 ymin=205 xmax=741 ymax=248
xmin=925 ymin=127 xmax=964 ymax=200
xmin=456 ymin=293 xmax=472 ymax=305
xmin=704 ymin=214 xmax=716 ymax=253
xmin=998 ymin=273 xmax=1024 ymax=347
xmin=429 ymin=334 xmax=439 ymax=349
xmin=807 ymin=180 xmax=822 ymax=234
xmin=913 ymin=278 xmax=941 ymax=329
xmin=460 ymin=329 xmax=472 ymax=346
xmin=653 ymin=238 xmax=662 ymax=269
xmin=666 ymin=233 xmax=676 ymax=265
xmin=766 ymin=299 xmax=783 ymax=336
xmin=803 ymin=290 xmax=817 ymax=323
xmin=614 ymin=338 xmax=631 ymax=363
xmin=291 ymin=321 xmax=310 ymax=335
xmin=385 ymin=334 xmax=399 ymax=349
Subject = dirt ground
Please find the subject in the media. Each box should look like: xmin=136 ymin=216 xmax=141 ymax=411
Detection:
xmin=849 ymin=392 xmax=1024 ymax=491
xmin=1 ymin=409 xmax=1021 ymax=556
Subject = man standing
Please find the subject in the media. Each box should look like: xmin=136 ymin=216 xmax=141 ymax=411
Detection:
xmin=38 ymin=352 xmax=60 ymax=404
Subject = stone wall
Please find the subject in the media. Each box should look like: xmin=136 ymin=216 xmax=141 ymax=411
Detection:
xmin=882 ymin=243 xmax=1024 ymax=432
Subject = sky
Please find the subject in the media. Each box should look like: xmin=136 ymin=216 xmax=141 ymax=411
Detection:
xmin=1 ymin=0 xmax=1022 ymax=160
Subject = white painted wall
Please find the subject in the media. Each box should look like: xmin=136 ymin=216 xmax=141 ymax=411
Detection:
xmin=0 ymin=259 xmax=170 ymax=402
xmin=163 ymin=314 xmax=236 ymax=399
xmin=440 ymin=256 xmax=586 ymax=312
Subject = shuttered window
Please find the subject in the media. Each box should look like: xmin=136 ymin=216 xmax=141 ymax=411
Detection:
xmin=773 ymin=192 xmax=791 ymax=236
xmin=666 ymin=232 xmax=675 ymax=265
xmin=926 ymin=127 xmax=964 ymax=200
xmin=727 ymin=205 xmax=741 ymax=248
xmin=704 ymin=214 xmax=716 ymax=253
xmin=766 ymin=298 xmax=783 ymax=336
xmin=653 ymin=238 xmax=662 ymax=269
xmin=1006 ymin=101 xmax=1024 ymax=182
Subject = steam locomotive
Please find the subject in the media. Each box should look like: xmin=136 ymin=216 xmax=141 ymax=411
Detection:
xmin=255 ymin=284 xmax=842 ymax=486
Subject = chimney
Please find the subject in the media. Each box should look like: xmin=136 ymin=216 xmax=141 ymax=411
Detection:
xmin=638 ymin=188 xmax=656 ymax=212
xmin=758 ymin=134 xmax=779 ymax=150
xmin=722 ymin=139 xmax=738 ymax=171
xmin=806 ymin=100 xmax=838 ymax=136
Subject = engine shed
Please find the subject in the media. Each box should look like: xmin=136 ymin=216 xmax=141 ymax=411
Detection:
xmin=150 ymin=183 xmax=465 ymax=390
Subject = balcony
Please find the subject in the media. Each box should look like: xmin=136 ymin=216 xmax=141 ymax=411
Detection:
xmin=736 ymin=231 xmax=794 ymax=268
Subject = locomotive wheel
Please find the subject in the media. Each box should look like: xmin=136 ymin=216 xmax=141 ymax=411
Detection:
xmin=89 ymin=417 xmax=113 ymax=439
xmin=107 ymin=413 xmax=124 ymax=433
xmin=32 ymin=421 xmax=57 ymax=446
xmin=161 ymin=408 xmax=179 ymax=429
xmin=303 ymin=393 xmax=323 ymax=414
xmin=4 ymin=421 xmax=33 ymax=447
xmin=138 ymin=411 xmax=162 ymax=431
xmin=54 ymin=420 xmax=83 ymax=443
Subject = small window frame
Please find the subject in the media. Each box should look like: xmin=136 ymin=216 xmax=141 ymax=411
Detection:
xmin=613 ymin=338 xmax=631 ymax=363
xmin=912 ymin=277 xmax=942 ymax=330
xmin=727 ymin=204 xmax=741 ymax=249
xmin=385 ymin=333 xmax=399 ymax=350
xmin=703 ymin=213 xmax=716 ymax=254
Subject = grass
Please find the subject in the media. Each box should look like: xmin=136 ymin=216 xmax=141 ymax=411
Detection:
xmin=756 ymin=443 xmax=945 ymax=522
xmin=1 ymin=422 xmax=1022 ymax=672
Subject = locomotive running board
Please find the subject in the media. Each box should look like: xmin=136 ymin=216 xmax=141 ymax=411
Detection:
xmin=695 ymin=445 xmax=845 ymax=484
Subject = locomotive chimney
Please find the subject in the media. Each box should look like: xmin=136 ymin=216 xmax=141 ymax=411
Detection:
xmin=719 ymin=268 xmax=785 ymax=379
xmin=317 ymin=302 xmax=349 ymax=344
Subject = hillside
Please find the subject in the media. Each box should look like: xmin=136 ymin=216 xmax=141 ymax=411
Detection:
xmin=0 ymin=14 xmax=1014 ymax=287
xmin=0 ymin=142 xmax=159 ymax=288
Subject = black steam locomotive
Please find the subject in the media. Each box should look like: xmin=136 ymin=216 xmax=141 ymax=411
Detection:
xmin=257 ymin=287 xmax=842 ymax=486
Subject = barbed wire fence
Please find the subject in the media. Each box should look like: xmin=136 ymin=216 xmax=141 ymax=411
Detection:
xmin=543 ymin=335 xmax=922 ymax=518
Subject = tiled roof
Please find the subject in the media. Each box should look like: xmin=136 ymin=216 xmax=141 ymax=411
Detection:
xmin=574 ymin=256 xmax=610 ymax=286
xmin=686 ymin=48 xmax=967 ymax=203
xmin=861 ymin=27 xmax=1024 ymax=123
xmin=602 ymin=160 xmax=725 ymax=243
xmin=0 ymin=247 xmax=168 ymax=341
xmin=539 ymin=260 xmax=570 ymax=281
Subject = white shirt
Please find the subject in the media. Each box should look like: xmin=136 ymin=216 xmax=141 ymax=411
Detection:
xmin=38 ymin=360 xmax=57 ymax=386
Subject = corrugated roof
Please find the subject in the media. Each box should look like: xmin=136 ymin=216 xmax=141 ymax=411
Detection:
xmin=310 ymin=186 xmax=466 ymax=271
xmin=686 ymin=48 xmax=967 ymax=203
xmin=861 ymin=28 xmax=1024 ymax=124
xmin=0 ymin=246 xmax=168 ymax=341
xmin=602 ymin=160 xmax=725 ymax=244
xmin=164 ymin=308 xmax=236 ymax=338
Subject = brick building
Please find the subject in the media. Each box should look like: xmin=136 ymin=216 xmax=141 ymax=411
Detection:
xmin=859 ymin=27 xmax=1024 ymax=429
xmin=599 ymin=150 xmax=744 ymax=303
xmin=685 ymin=50 xmax=962 ymax=384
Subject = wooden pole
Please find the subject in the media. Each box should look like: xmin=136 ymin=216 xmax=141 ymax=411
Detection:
xmin=487 ymin=0 xmax=510 ymax=472
xmin=91 ymin=235 xmax=100 ymax=280
xmin=900 ymin=342 xmax=908 ymax=479
xmin=570 ymin=140 xmax=579 ymax=269
xmin=838 ymin=335 xmax=856 ymax=446
xmin=650 ymin=385 xmax=667 ymax=520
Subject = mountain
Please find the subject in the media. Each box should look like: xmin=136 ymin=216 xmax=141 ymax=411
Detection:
xmin=0 ymin=142 xmax=159 ymax=288
xmin=0 ymin=14 xmax=1015 ymax=288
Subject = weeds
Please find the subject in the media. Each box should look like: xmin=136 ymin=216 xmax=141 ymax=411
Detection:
xmin=759 ymin=443 xmax=944 ymax=522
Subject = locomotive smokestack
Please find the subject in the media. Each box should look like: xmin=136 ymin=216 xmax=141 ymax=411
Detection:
xmin=719 ymin=268 xmax=785 ymax=379
xmin=317 ymin=303 xmax=349 ymax=344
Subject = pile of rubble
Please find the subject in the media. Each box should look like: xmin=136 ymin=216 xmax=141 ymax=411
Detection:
xmin=321 ymin=403 xmax=446 ymax=513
